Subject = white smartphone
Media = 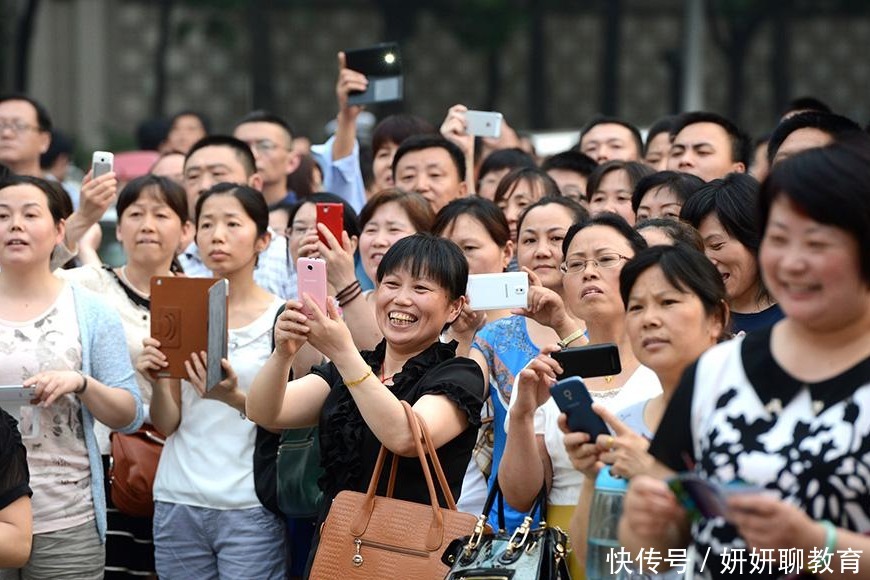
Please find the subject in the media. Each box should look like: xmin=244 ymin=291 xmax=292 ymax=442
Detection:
xmin=466 ymin=272 xmax=528 ymax=311
xmin=465 ymin=110 xmax=503 ymax=138
xmin=0 ymin=385 xmax=36 ymax=403
xmin=92 ymin=151 xmax=114 ymax=178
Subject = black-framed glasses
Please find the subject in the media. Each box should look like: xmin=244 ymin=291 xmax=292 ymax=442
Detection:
xmin=560 ymin=253 xmax=630 ymax=274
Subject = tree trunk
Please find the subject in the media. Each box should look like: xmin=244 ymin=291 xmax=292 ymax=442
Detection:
xmin=769 ymin=4 xmax=792 ymax=118
xmin=248 ymin=0 xmax=274 ymax=111
xmin=527 ymin=0 xmax=546 ymax=129
xmin=151 ymin=0 xmax=173 ymax=117
xmin=599 ymin=0 xmax=621 ymax=115
xmin=485 ymin=48 xmax=500 ymax=112
xmin=13 ymin=0 xmax=40 ymax=91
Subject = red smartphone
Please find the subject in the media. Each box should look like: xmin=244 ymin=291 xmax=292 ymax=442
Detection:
xmin=296 ymin=257 xmax=328 ymax=317
xmin=316 ymin=203 xmax=344 ymax=246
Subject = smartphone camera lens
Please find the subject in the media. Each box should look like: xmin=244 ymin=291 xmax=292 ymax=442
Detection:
xmin=307 ymin=264 xmax=313 ymax=271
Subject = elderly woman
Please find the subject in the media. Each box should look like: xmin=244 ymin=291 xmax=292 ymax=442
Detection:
xmin=247 ymin=233 xmax=485 ymax=573
xmin=621 ymin=142 xmax=870 ymax=578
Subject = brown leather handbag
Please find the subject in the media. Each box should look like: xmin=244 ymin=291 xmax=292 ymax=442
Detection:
xmin=309 ymin=401 xmax=486 ymax=579
xmin=109 ymin=424 xmax=165 ymax=518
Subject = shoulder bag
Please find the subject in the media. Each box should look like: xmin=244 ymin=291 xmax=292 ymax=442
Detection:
xmin=109 ymin=424 xmax=165 ymax=517
xmin=277 ymin=426 xmax=324 ymax=517
xmin=441 ymin=480 xmax=572 ymax=579
xmin=309 ymin=401 xmax=485 ymax=579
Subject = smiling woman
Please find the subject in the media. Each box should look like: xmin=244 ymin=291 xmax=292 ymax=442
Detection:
xmin=246 ymin=233 xmax=484 ymax=575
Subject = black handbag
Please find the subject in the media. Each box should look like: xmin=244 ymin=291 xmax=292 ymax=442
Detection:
xmin=441 ymin=481 xmax=572 ymax=579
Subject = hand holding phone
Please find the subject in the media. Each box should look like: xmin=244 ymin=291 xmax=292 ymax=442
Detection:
xmin=316 ymin=203 xmax=344 ymax=247
xmin=344 ymin=42 xmax=403 ymax=105
xmin=549 ymin=376 xmax=610 ymax=437
xmin=92 ymin=151 xmax=114 ymax=179
xmin=551 ymin=343 xmax=621 ymax=379
xmin=668 ymin=473 xmax=766 ymax=522
xmin=466 ymin=272 xmax=528 ymax=311
xmin=297 ymin=257 xmax=328 ymax=318
xmin=465 ymin=110 xmax=503 ymax=138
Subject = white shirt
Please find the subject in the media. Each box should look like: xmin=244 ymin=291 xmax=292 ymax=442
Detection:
xmin=153 ymin=296 xmax=284 ymax=509
xmin=507 ymin=365 xmax=661 ymax=506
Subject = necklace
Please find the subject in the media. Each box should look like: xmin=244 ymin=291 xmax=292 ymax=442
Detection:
xmin=119 ymin=266 xmax=150 ymax=298
xmin=379 ymin=366 xmax=396 ymax=385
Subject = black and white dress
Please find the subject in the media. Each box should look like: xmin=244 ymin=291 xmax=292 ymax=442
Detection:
xmin=650 ymin=327 xmax=870 ymax=580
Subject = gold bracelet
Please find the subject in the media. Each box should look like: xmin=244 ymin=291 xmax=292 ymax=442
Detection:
xmin=557 ymin=327 xmax=586 ymax=349
xmin=344 ymin=367 xmax=373 ymax=388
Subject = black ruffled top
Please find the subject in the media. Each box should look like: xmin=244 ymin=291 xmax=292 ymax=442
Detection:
xmin=311 ymin=339 xmax=484 ymax=512
xmin=0 ymin=408 xmax=31 ymax=510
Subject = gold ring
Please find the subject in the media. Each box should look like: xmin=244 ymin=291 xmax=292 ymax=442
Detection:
xmin=607 ymin=436 xmax=615 ymax=450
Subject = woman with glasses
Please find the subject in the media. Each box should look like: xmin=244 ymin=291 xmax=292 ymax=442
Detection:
xmin=499 ymin=213 xmax=662 ymax=576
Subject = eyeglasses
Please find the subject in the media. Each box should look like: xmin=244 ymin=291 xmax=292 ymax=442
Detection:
xmin=560 ymin=253 xmax=630 ymax=274
xmin=0 ymin=120 xmax=41 ymax=134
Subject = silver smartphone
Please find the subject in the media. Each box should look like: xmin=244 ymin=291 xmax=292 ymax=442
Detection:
xmin=92 ymin=151 xmax=114 ymax=178
xmin=465 ymin=110 xmax=503 ymax=138
xmin=466 ymin=272 xmax=528 ymax=311
xmin=0 ymin=385 xmax=36 ymax=403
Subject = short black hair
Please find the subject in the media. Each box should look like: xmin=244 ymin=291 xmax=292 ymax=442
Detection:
xmin=541 ymin=150 xmax=597 ymax=177
xmin=631 ymin=170 xmax=705 ymax=214
xmin=782 ymin=96 xmax=831 ymax=118
xmin=234 ymin=110 xmax=294 ymax=141
xmin=634 ymin=218 xmax=704 ymax=252
xmin=117 ymin=174 xmax=190 ymax=225
xmin=376 ymin=233 xmax=468 ymax=303
xmin=619 ymin=244 xmax=729 ymax=335
xmin=40 ymin=130 xmax=74 ymax=170
xmin=0 ymin=93 xmax=52 ymax=132
xmin=185 ymin=135 xmax=257 ymax=177
xmin=0 ymin=174 xmax=71 ymax=222
xmin=516 ymin=196 xmax=589 ymax=238
xmin=680 ymin=173 xmax=761 ymax=252
xmin=432 ymin=196 xmax=511 ymax=248
xmin=170 ymin=110 xmax=211 ymax=134
xmin=194 ymin=182 xmax=269 ymax=237
xmin=585 ymin=160 xmax=654 ymax=203
xmin=478 ymin=148 xmax=536 ymax=182
xmin=644 ymin=116 xmax=677 ymax=154
xmin=371 ymin=114 xmax=436 ymax=155
xmin=670 ymin=111 xmax=751 ymax=166
xmin=391 ymin=134 xmax=466 ymax=182
xmin=766 ymin=111 xmax=862 ymax=164
xmin=579 ymin=116 xmax=644 ymax=157
xmin=760 ymin=142 xmax=870 ymax=284
xmin=136 ymin=117 xmax=171 ymax=151
xmin=562 ymin=212 xmax=647 ymax=258
xmin=493 ymin=167 xmax=561 ymax=206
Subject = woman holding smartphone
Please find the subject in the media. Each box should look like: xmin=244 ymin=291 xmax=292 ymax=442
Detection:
xmin=621 ymin=143 xmax=870 ymax=579
xmin=561 ymin=244 xmax=729 ymax=570
xmin=0 ymin=176 xmax=143 ymax=580
xmin=137 ymin=183 xmax=285 ymax=580
xmin=246 ymin=234 xmax=484 ymax=574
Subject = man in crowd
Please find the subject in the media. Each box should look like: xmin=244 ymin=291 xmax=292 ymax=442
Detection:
xmin=576 ymin=117 xmax=643 ymax=164
xmin=391 ymin=134 xmax=467 ymax=213
xmin=667 ymin=111 xmax=749 ymax=182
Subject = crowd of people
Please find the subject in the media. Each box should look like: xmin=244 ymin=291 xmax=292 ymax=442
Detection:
xmin=0 ymin=51 xmax=869 ymax=580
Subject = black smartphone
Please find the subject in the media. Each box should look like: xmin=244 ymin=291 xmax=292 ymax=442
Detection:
xmin=344 ymin=42 xmax=403 ymax=105
xmin=551 ymin=343 xmax=621 ymax=379
xmin=549 ymin=377 xmax=611 ymax=436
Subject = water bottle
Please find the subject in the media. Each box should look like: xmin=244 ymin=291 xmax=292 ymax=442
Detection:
xmin=586 ymin=465 xmax=628 ymax=580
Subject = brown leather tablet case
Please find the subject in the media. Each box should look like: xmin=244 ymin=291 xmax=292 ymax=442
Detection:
xmin=150 ymin=277 xmax=228 ymax=391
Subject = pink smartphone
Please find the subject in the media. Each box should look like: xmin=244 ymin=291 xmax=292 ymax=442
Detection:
xmin=296 ymin=257 xmax=328 ymax=317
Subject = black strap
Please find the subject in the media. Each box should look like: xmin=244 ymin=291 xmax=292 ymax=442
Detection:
xmin=104 ymin=266 xmax=150 ymax=310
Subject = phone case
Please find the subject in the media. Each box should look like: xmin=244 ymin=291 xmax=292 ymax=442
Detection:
xmin=465 ymin=111 xmax=503 ymax=138
xmin=345 ymin=43 xmax=403 ymax=105
xmin=552 ymin=343 xmax=621 ymax=379
xmin=297 ymin=257 xmax=328 ymax=317
xmin=549 ymin=377 xmax=611 ymax=436
xmin=150 ymin=277 xmax=228 ymax=391
xmin=466 ymin=272 xmax=528 ymax=311
xmin=316 ymin=203 xmax=344 ymax=246
xmin=92 ymin=151 xmax=114 ymax=178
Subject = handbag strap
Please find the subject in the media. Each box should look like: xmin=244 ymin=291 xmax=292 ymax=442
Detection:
xmin=351 ymin=401 xmax=447 ymax=551
xmin=479 ymin=478 xmax=548 ymax=530
xmin=415 ymin=412 xmax=458 ymax=510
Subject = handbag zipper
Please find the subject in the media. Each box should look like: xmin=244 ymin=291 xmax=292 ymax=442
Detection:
xmin=278 ymin=440 xmax=314 ymax=452
xmin=352 ymin=537 xmax=429 ymax=566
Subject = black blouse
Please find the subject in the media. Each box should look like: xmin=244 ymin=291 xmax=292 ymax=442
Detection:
xmin=311 ymin=340 xmax=484 ymax=510
xmin=0 ymin=408 xmax=31 ymax=510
